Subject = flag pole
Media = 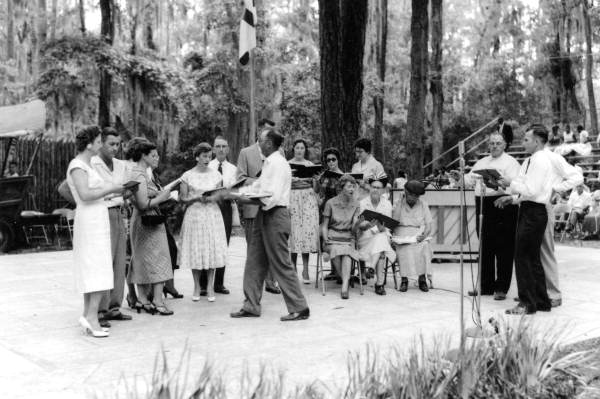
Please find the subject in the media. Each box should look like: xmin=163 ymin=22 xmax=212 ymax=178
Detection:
xmin=249 ymin=48 xmax=256 ymax=143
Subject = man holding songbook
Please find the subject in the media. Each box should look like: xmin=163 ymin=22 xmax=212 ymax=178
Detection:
xmin=391 ymin=180 xmax=433 ymax=292
xmin=459 ymin=132 xmax=520 ymax=300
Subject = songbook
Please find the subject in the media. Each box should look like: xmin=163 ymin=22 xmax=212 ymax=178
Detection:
xmin=245 ymin=192 xmax=272 ymax=199
xmin=163 ymin=178 xmax=182 ymax=191
xmin=202 ymin=187 xmax=226 ymax=197
xmin=473 ymin=169 xmax=502 ymax=190
xmin=360 ymin=209 xmax=399 ymax=230
xmin=391 ymin=236 xmax=432 ymax=245
xmin=290 ymin=164 xmax=323 ymax=178
xmin=322 ymin=170 xmax=364 ymax=181
xmin=228 ymin=177 xmax=247 ymax=189
xmin=366 ymin=175 xmax=389 ymax=187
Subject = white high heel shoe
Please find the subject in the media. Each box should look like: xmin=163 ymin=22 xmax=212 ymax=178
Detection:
xmin=78 ymin=316 xmax=109 ymax=338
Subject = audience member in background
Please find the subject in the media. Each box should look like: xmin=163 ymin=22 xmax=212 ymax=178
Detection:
xmin=392 ymin=180 xmax=433 ymax=293
xmin=393 ymin=171 xmax=407 ymax=189
xmin=288 ymin=139 xmax=320 ymax=284
xmin=548 ymin=125 xmax=562 ymax=148
xmin=351 ymin=138 xmax=386 ymax=199
xmin=201 ymin=135 xmax=236 ymax=296
xmin=91 ymin=127 xmax=132 ymax=325
xmin=321 ymin=174 xmax=361 ymax=299
xmin=179 ymin=143 xmax=228 ymax=303
xmin=582 ymin=191 xmax=600 ymax=238
xmin=5 ymin=161 xmax=19 ymax=177
xmin=497 ymin=117 xmax=514 ymax=148
xmin=460 ymin=132 xmax=520 ymax=300
xmin=128 ymin=140 xmax=175 ymax=316
xmin=566 ymin=184 xmax=593 ymax=232
xmin=236 ymin=123 xmax=280 ymax=294
xmin=562 ymin=123 xmax=575 ymax=143
xmin=67 ymin=126 xmax=126 ymax=337
xmin=357 ymin=178 xmax=396 ymax=295
xmin=555 ymin=125 xmax=592 ymax=157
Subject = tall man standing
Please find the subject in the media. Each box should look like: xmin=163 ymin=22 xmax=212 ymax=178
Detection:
xmin=230 ymin=129 xmax=310 ymax=321
xmin=91 ymin=127 xmax=132 ymax=322
xmin=497 ymin=125 xmax=554 ymax=315
xmin=236 ymin=121 xmax=280 ymax=294
xmin=462 ymin=132 xmax=520 ymax=300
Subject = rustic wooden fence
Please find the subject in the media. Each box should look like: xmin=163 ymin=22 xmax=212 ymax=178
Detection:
xmin=1 ymin=136 xmax=75 ymax=213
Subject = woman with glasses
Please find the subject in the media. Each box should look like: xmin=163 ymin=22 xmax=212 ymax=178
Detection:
xmin=318 ymin=147 xmax=344 ymax=208
xmin=288 ymin=139 xmax=320 ymax=284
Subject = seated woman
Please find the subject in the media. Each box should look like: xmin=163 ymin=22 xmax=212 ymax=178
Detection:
xmin=321 ymin=174 xmax=361 ymax=299
xmin=357 ymin=178 xmax=396 ymax=295
xmin=391 ymin=180 xmax=433 ymax=293
xmin=582 ymin=190 xmax=600 ymax=238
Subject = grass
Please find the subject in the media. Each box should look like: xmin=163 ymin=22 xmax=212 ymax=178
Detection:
xmin=100 ymin=318 xmax=600 ymax=399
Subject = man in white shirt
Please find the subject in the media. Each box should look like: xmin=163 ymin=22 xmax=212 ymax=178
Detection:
xmin=462 ymin=133 xmax=520 ymax=300
xmin=90 ymin=127 xmax=132 ymax=323
xmin=200 ymin=135 xmax=237 ymax=296
xmin=498 ymin=125 xmax=556 ymax=315
xmin=230 ymin=129 xmax=309 ymax=321
xmin=567 ymin=184 xmax=592 ymax=230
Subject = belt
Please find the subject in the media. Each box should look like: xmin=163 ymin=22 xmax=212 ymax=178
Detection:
xmin=108 ymin=205 xmax=124 ymax=210
xmin=521 ymin=201 xmax=545 ymax=207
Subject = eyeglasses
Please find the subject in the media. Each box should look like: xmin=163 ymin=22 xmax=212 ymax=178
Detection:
xmin=326 ymin=158 xmax=337 ymax=162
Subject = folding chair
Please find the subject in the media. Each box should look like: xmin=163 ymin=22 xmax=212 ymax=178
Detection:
xmin=52 ymin=208 xmax=74 ymax=248
xmin=20 ymin=211 xmax=60 ymax=246
xmin=315 ymin=243 xmax=364 ymax=296
xmin=383 ymin=258 xmax=399 ymax=290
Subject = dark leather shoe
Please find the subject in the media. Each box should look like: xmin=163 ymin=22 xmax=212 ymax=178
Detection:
xmin=280 ymin=308 xmax=310 ymax=321
xmin=324 ymin=272 xmax=338 ymax=281
xmin=230 ymin=309 xmax=260 ymax=318
xmin=215 ymin=286 xmax=230 ymax=295
xmin=341 ymin=291 xmax=349 ymax=299
xmin=104 ymin=311 xmax=133 ymax=321
xmin=399 ymin=278 xmax=408 ymax=292
xmin=99 ymin=318 xmax=111 ymax=328
xmin=550 ymin=298 xmax=562 ymax=308
xmin=418 ymin=275 xmax=429 ymax=292
xmin=493 ymin=292 xmax=507 ymax=301
xmin=505 ymin=304 xmax=535 ymax=315
xmin=374 ymin=284 xmax=386 ymax=296
xmin=265 ymin=285 xmax=281 ymax=294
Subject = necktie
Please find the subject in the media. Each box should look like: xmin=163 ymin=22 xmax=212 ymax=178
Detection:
xmin=217 ymin=162 xmax=223 ymax=187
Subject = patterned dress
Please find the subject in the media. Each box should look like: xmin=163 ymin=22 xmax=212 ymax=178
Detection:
xmin=129 ymin=166 xmax=173 ymax=284
xmin=179 ymin=168 xmax=228 ymax=270
xmin=289 ymin=160 xmax=319 ymax=253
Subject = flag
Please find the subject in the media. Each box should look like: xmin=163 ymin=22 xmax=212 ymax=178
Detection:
xmin=239 ymin=0 xmax=256 ymax=65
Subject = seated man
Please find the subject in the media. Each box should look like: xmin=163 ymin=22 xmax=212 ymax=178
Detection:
xmin=357 ymin=178 xmax=396 ymax=295
xmin=567 ymin=184 xmax=592 ymax=231
xmin=391 ymin=180 xmax=433 ymax=292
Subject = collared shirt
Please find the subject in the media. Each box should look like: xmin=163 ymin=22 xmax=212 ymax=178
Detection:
xmin=359 ymin=196 xmax=392 ymax=217
xmin=568 ymin=189 xmax=592 ymax=211
xmin=209 ymin=158 xmax=237 ymax=187
xmin=509 ymin=150 xmax=554 ymax=204
xmin=465 ymin=152 xmax=520 ymax=197
xmin=240 ymin=150 xmax=291 ymax=210
xmin=351 ymin=155 xmax=386 ymax=180
xmin=544 ymin=148 xmax=583 ymax=193
xmin=91 ymin=155 xmax=129 ymax=207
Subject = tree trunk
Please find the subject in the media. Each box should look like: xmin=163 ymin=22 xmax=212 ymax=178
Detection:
xmin=582 ymin=0 xmax=598 ymax=135
xmin=144 ymin=0 xmax=157 ymax=50
xmin=99 ymin=0 xmax=114 ymax=128
xmin=406 ymin=0 xmax=428 ymax=179
xmin=50 ymin=0 xmax=57 ymax=41
xmin=430 ymin=0 xmax=443 ymax=169
xmin=7 ymin=0 xmax=15 ymax=60
xmin=79 ymin=0 xmax=86 ymax=36
xmin=369 ymin=0 xmax=387 ymax=164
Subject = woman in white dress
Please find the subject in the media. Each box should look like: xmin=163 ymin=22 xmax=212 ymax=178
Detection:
xmin=66 ymin=126 xmax=125 ymax=337
xmin=179 ymin=143 xmax=228 ymax=302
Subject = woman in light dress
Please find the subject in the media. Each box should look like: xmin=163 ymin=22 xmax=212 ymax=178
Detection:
xmin=128 ymin=140 xmax=175 ymax=316
xmin=67 ymin=126 xmax=125 ymax=337
xmin=288 ymin=139 xmax=320 ymax=283
xmin=179 ymin=143 xmax=228 ymax=302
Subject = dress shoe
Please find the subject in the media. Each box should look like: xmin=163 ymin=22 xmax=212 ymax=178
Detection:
xmin=104 ymin=311 xmax=132 ymax=321
xmin=399 ymin=278 xmax=408 ymax=292
xmin=280 ymin=308 xmax=310 ymax=321
xmin=265 ymin=285 xmax=281 ymax=294
xmin=324 ymin=272 xmax=338 ymax=281
xmin=163 ymin=287 xmax=184 ymax=299
xmin=493 ymin=292 xmax=507 ymax=301
xmin=79 ymin=316 xmax=109 ymax=337
xmin=99 ymin=318 xmax=111 ymax=328
xmin=230 ymin=309 xmax=260 ymax=318
xmin=207 ymin=296 xmax=216 ymax=302
xmin=191 ymin=295 xmax=201 ymax=302
xmin=154 ymin=304 xmax=174 ymax=316
xmin=418 ymin=275 xmax=429 ymax=292
xmin=374 ymin=284 xmax=386 ymax=296
xmin=505 ymin=304 xmax=535 ymax=315
xmin=550 ymin=298 xmax=562 ymax=308
xmin=215 ymin=286 xmax=230 ymax=295
xmin=341 ymin=290 xmax=349 ymax=299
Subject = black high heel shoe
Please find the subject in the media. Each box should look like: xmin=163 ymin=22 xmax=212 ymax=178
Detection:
xmin=163 ymin=287 xmax=184 ymax=299
xmin=153 ymin=303 xmax=174 ymax=316
xmin=140 ymin=303 xmax=156 ymax=315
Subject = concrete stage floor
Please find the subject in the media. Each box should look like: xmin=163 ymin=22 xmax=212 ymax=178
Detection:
xmin=1 ymin=237 xmax=599 ymax=398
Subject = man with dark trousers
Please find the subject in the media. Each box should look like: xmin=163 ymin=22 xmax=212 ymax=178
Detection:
xmin=461 ymin=132 xmax=520 ymax=300
xmin=198 ymin=135 xmax=236 ymax=295
xmin=230 ymin=129 xmax=310 ymax=321
xmin=236 ymin=119 xmax=280 ymax=294
xmin=497 ymin=125 xmax=554 ymax=315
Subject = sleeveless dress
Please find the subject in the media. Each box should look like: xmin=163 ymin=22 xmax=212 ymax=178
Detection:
xmin=128 ymin=166 xmax=173 ymax=284
xmin=289 ymin=160 xmax=319 ymax=253
xmin=66 ymin=158 xmax=113 ymax=294
xmin=179 ymin=168 xmax=228 ymax=270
